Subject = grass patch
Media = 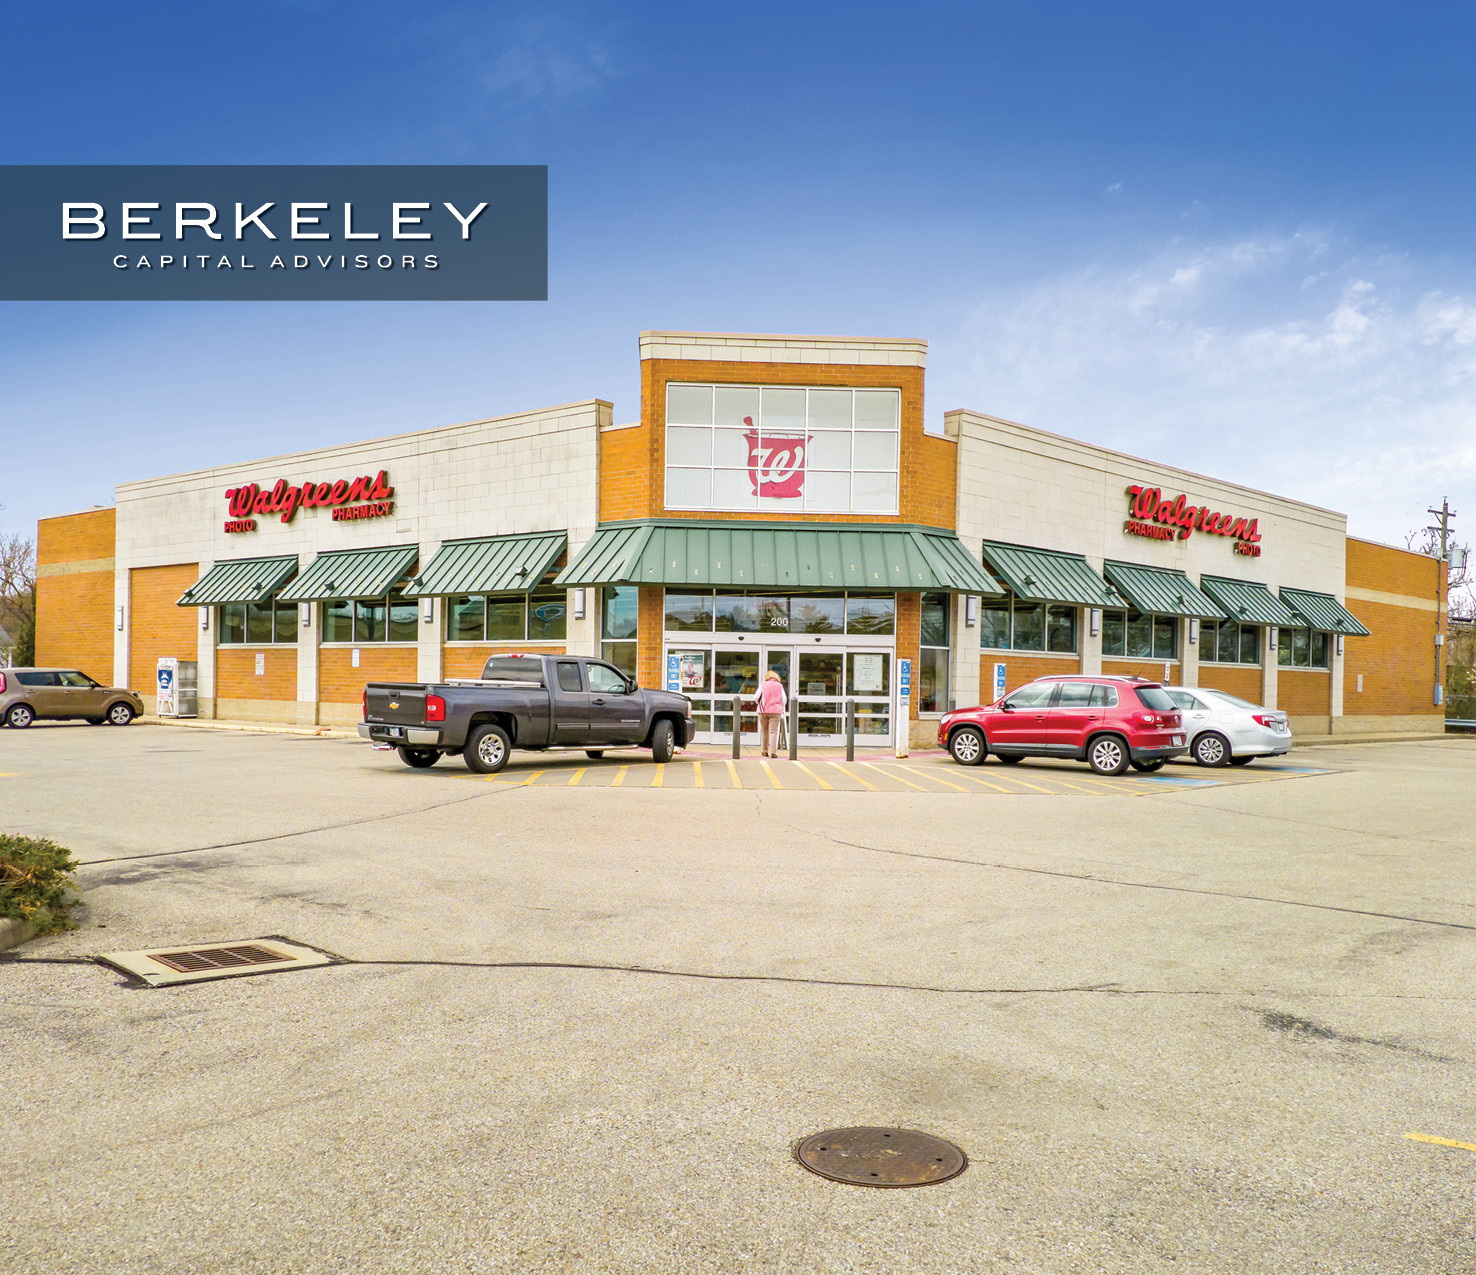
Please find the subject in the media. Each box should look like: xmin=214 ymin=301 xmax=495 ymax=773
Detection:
xmin=0 ymin=834 xmax=81 ymax=934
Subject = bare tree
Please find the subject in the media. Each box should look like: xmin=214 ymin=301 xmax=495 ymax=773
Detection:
xmin=0 ymin=530 xmax=36 ymax=601
xmin=1404 ymin=526 xmax=1472 ymax=619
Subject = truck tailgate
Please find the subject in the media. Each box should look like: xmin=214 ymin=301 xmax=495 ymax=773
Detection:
xmin=365 ymin=683 xmax=432 ymax=725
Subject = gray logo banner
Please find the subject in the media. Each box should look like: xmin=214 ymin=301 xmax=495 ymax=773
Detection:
xmin=0 ymin=165 xmax=547 ymax=300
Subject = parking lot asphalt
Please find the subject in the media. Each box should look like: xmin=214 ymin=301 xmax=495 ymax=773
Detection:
xmin=3 ymin=724 xmax=1475 ymax=1274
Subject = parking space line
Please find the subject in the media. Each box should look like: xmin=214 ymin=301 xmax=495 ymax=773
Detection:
xmin=1405 ymin=1132 xmax=1476 ymax=1153
xmin=693 ymin=761 xmax=704 ymax=788
xmin=567 ymin=767 xmax=585 ymax=787
xmin=651 ymin=764 xmax=664 ymax=788
xmin=759 ymin=759 xmax=783 ymax=789
xmin=726 ymin=760 xmax=740 ymax=789
xmin=611 ymin=765 xmax=629 ymax=787
xmin=1052 ymin=777 xmax=1118 ymax=797
xmin=999 ymin=772 xmax=1058 ymax=795
xmin=862 ymin=761 xmax=924 ymax=790
xmin=952 ymin=769 xmax=1014 ymax=794
xmin=896 ymin=763 xmax=969 ymax=793
xmin=791 ymin=760 xmax=832 ymax=790
xmin=520 ymin=769 xmax=546 ymax=787
xmin=828 ymin=761 xmax=876 ymax=790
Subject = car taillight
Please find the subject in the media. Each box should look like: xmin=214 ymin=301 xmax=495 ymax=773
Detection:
xmin=0 ymin=673 xmax=6 ymax=693
xmin=425 ymin=694 xmax=446 ymax=723
xmin=1252 ymin=714 xmax=1277 ymax=727
xmin=362 ymin=689 xmax=367 ymax=720
xmin=1132 ymin=711 xmax=1161 ymax=727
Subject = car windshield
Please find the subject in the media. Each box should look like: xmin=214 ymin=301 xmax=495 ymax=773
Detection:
xmin=1133 ymin=686 xmax=1178 ymax=712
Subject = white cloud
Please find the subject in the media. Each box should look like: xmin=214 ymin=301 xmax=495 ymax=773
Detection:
xmin=936 ymin=232 xmax=1476 ymax=547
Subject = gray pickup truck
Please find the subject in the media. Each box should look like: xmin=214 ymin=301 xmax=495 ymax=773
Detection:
xmin=358 ymin=653 xmax=695 ymax=773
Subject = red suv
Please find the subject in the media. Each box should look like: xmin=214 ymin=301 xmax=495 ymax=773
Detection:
xmin=938 ymin=676 xmax=1187 ymax=775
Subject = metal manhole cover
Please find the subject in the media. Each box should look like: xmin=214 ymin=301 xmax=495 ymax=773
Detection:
xmin=148 ymin=944 xmax=292 ymax=973
xmin=795 ymin=1127 xmax=967 ymax=1187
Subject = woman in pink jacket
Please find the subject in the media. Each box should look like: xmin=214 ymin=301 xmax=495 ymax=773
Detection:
xmin=755 ymin=670 xmax=787 ymax=757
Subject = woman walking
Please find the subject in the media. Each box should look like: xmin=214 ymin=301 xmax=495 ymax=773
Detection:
xmin=756 ymin=670 xmax=787 ymax=758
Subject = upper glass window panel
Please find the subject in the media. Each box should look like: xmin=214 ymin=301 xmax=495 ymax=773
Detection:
xmin=665 ymin=383 xmax=901 ymax=515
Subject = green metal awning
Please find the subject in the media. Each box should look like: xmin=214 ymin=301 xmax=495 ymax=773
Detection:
xmin=1198 ymin=575 xmax=1301 ymax=627
xmin=1279 ymin=587 xmax=1371 ymax=636
xmin=401 ymin=531 xmax=567 ymax=598
xmin=555 ymin=520 xmax=1002 ymax=593
xmin=1102 ymin=561 xmax=1227 ymax=619
xmin=979 ymin=541 xmax=1124 ymax=607
xmin=176 ymin=555 xmax=298 ymax=607
xmin=277 ymin=544 xmax=419 ymax=602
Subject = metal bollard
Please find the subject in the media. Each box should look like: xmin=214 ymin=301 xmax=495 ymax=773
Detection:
xmin=788 ymin=691 xmax=799 ymax=760
xmin=731 ymin=695 xmax=742 ymax=760
xmin=844 ymin=698 xmax=856 ymax=762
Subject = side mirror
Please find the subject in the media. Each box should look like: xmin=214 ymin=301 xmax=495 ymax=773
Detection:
xmin=999 ymin=700 xmax=1013 ymax=712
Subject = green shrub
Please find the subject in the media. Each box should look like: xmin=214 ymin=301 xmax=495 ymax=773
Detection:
xmin=0 ymin=834 xmax=80 ymax=934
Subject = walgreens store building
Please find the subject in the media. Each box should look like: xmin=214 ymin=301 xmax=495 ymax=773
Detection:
xmin=37 ymin=331 xmax=1446 ymax=745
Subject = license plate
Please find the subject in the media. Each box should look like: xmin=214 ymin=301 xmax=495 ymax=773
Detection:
xmin=1172 ymin=735 xmax=1184 ymax=745
xmin=388 ymin=726 xmax=405 ymax=740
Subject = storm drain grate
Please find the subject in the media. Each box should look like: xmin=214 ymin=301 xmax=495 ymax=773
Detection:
xmin=795 ymin=1127 xmax=967 ymax=1188
xmin=98 ymin=937 xmax=334 ymax=987
xmin=148 ymin=944 xmax=293 ymax=973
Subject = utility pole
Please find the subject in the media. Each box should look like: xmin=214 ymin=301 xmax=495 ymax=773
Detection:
xmin=1427 ymin=498 xmax=1456 ymax=560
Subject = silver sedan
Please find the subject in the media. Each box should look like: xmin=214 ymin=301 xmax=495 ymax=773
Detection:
xmin=1165 ymin=687 xmax=1292 ymax=766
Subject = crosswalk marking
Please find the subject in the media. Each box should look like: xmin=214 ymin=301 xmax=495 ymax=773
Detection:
xmin=758 ymin=759 xmax=783 ymax=789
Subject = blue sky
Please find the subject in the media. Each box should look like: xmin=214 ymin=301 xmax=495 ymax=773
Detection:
xmin=4 ymin=1 xmax=1475 ymax=553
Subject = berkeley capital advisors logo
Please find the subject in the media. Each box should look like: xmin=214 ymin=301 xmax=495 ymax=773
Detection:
xmin=0 ymin=165 xmax=547 ymax=300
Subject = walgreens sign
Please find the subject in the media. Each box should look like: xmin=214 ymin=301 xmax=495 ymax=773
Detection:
xmin=1125 ymin=485 xmax=1263 ymax=557
xmin=223 ymin=470 xmax=395 ymax=533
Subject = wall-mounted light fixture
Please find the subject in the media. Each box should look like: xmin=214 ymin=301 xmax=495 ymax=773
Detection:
xmin=1188 ymin=617 xmax=1199 ymax=644
xmin=116 ymin=606 xmax=125 ymax=631
xmin=1089 ymin=608 xmax=1101 ymax=636
xmin=1336 ymin=634 xmax=1344 ymax=657
xmin=422 ymin=598 xmax=434 ymax=624
xmin=573 ymin=588 xmax=586 ymax=620
xmin=965 ymin=595 xmax=978 ymax=627
xmin=1268 ymin=626 xmax=1278 ymax=650
xmin=300 ymin=603 xmax=311 ymax=628
xmin=199 ymin=608 xmax=210 ymax=631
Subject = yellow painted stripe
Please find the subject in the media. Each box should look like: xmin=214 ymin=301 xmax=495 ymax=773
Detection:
xmin=862 ymin=761 xmax=925 ymax=791
xmin=828 ymin=761 xmax=876 ymax=790
xmin=1052 ymin=777 xmax=1113 ymax=797
xmin=953 ymin=769 xmax=1012 ymax=794
xmin=651 ymin=764 xmax=665 ymax=788
xmin=758 ymin=759 xmax=783 ymax=789
xmin=520 ymin=770 xmax=545 ymax=787
xmin=897 ymin=763 xmax=969 ymax=793
xmin=611 ymin=765 xmax=629 ymax=787
xmin=791 ymin=761 xmax=832 ymax=790
xmin=693 ymin=761 xmax=704 ymax=788
xmin=725 ymin=759 xmax=741 ymax=789
xmin=567 ymin=768 xmax=586 ymax=787
xmin=1405 ymin=1132 xmax=1476 ymax=1153
xmin=1001 ymin=772 xmax=1056 ymax=795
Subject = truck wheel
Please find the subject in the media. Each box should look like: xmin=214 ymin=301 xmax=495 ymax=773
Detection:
xmin=397 ymin=746 xmax=439 ymax=769
xmin=464 ymin=724 xmax=511 ymax=774
xmin=948 ymin=727 xmax=985 ymax=766
xmin=585 ymin=750 xmax=604 ymax=760
xmin=651 ymin=719 xmax=675 ymax=764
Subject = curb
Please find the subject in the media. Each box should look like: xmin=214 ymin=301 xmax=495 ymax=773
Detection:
xmin=145 ymin=718 xmax=357 ymax=740
xmin=1294 ymin=733 xmax=1455 ymax=748
xmin=0 ymin=917 xmax=39 ymax=952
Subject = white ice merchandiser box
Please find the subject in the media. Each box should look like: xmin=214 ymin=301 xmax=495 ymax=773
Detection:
xmin=156 ymin=657 xmax=198 ymax=718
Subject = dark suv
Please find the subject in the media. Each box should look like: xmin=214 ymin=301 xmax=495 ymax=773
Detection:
xmin=938 ymin=676 xmax=1186 ymax=775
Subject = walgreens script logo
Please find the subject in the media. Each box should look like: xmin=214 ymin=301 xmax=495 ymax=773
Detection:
xmin=743 ymin=418 xmax=808 ymax=498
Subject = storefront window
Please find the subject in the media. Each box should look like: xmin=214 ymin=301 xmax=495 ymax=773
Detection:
xmin=1012 ymin=602 xmax=1044 ymax=651
xmin=919 ymin=592 xmax=950 ymax=713
xmin=979 ymin=593 xmax=1078 ymax=654
xmin=665 ymin=593 xmax=714 ymax=632
xmin=602 ymin=586 xmax=638 ymax=677
xmin=980 ymin=599 xmax=1011 ymax=650
xmin=844 ymin=595 xmax=895 ymax=635
xmin=321 ymin=590 xmax=418 ymax=644
xmin=1200 ymin=620 xmax=1260 ymax=666
xmin=791 ymin=596 xmax=845 ymax=633
xmin=219 ymin=598 xmax=297 ymax=645
xmin=447 ymin=589 xmax=569 ymax=643
xmin=1103 ymin=609 xmax=1177 ymax=660
xmin=1277 ymin=627 xmax=1329 ymax=669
